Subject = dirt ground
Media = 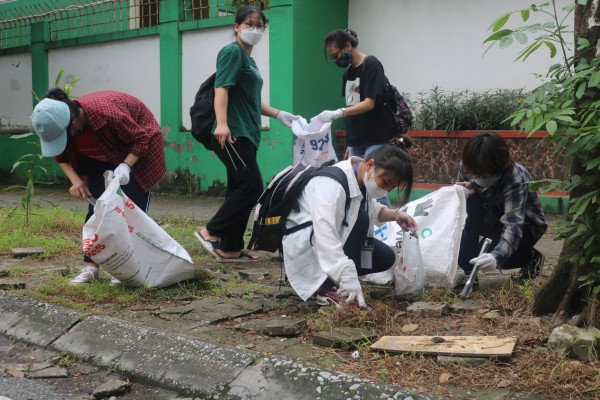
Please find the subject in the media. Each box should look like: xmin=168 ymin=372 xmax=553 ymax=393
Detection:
xmin=1 ymin=186 xmax=599 ymax=400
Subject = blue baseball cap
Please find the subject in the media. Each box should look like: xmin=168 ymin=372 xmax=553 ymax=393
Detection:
xmin=31 ymin=98 xmax=70 ymax=157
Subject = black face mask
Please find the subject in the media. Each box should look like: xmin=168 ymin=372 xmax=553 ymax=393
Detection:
xmin=335 ymin=51 xmax=352 ymax=68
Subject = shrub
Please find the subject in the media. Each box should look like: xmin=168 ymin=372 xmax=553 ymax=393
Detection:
xmin=413 ymin=86 xmax=528 ymax=131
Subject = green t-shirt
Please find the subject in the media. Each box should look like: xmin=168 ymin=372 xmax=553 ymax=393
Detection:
xmin=213 ymin=42 xmax=263 ymax=149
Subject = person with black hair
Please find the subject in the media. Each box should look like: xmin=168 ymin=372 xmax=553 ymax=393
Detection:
xmin=455 ymin=131 xmax=547 ymax=287
xmin=282 ymin=137 xmax=416 ymax=308
xmin=317 ymin=28 xmax=399 ymax=206
xmin=196 ymin=5 xmax=298 ymax=262
xmin=30 ymin=88 xmax=166 ymax=285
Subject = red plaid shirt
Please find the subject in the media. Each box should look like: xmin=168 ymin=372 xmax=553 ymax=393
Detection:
xmin=55 ymin=91 xmax=166 ymax=192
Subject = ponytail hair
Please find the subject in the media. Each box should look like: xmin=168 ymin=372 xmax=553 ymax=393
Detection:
xmin=323 ymin=28 xmax=359 ymax=60
xmin=365 ymin=134 xmax=414 ymax=204
xmin=44 ymin=88 xmax=81 ymax=123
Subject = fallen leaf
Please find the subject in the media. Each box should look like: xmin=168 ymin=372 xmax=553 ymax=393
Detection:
xmin=439 ymin=372 xmax=452 ymax=384
xmin=401 ymin=323 xmax=419 ymax=333
xmin=497 ymin=379 xmax=512 ymax=388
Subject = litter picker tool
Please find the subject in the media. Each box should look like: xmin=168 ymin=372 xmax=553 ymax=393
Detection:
xmin=460 ymin=238 xmax=492 ymax=300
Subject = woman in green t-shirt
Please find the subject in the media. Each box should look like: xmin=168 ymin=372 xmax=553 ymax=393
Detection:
xmin=197 ymin=5 xmax=297 ymax=262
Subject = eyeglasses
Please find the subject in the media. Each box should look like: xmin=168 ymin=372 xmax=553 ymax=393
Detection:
xmin=242 ymin=21 xmax=266 ymax=31
xmin=329 ymin=49 xmax=342 ymax=61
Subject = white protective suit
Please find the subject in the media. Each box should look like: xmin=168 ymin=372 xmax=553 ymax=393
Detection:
xmin=282 ymin=157 xmax=386 ymax=300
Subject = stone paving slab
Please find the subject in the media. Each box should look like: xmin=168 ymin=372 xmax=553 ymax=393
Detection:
xmin=0 ymin=291 xmax=82 ymax=347
xmin=0 ymin=290 xmax=433 ymax=399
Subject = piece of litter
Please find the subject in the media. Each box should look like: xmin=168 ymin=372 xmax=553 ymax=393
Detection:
xmin=351 ymin=350 xmax=360 ymax=359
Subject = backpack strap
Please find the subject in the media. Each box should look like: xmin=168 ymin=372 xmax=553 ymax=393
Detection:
xmin=282 ymin=166 xmax=351 ymax=236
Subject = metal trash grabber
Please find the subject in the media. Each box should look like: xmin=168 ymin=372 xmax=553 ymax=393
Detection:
xmin=460 ymin=237 xmax=493 ymax=300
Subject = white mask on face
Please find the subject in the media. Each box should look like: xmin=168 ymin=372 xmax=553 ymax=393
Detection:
xmin=364 ymin=167 xmax=388 ymax=199
xmin=472 ymin=176 xmax=500 ymax=188
xmin=240 ymin=27 xmax=263 ymax=46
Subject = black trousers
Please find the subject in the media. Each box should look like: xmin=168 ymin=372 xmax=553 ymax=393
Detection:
xmin=206 ymin=137 xmax=263 ymax=252
xmin=83 ymin=158 xmax=150 ymax=263
xmin=324 ymin=207 xmax=395 ymax=288
xmin=458 ymin=195 xmax=538 ymax=273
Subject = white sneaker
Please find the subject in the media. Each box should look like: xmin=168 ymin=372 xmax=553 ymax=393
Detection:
xmin=109 ymin=275 xmax=122 ymax=286
xmin=70 ymin=266 xmax=99 ymax=285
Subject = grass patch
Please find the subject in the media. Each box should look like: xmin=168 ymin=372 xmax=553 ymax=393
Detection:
xmin=0 ymin=206 xmax=84 ymax=258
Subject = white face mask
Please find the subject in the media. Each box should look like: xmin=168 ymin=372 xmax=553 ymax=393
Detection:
xmin=472 ymin=176 xmax=500 ymax=188
xmin=240 ymin=27 xmax=263 ymax=46
xmin=364 ymin=168 xmax=388 ymax=199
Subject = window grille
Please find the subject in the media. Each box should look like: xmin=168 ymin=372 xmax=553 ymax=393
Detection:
xmin=0 ymin=0 xmax=159 ymax=49
xmin=183 ymin=0 xmax=268 ymax=21
xmin=0 ymin=0 xmax=268 ymax=49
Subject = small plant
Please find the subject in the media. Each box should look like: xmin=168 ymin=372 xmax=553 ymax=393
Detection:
xmin=55 ymin=352 xmax=74 ymax=368
xmin=378 ymin=367 xmax=390 ymax=383
xmin=413 ymin=86 xmax=528 ymax=131
xmin=6 ymin=134 xmax=55 ymax=226
xmin=7 ymin=68 xmax=81 ymax=226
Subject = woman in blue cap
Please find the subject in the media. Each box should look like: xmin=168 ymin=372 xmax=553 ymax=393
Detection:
xmin=31 ymin=88 xmax=166 ymax=284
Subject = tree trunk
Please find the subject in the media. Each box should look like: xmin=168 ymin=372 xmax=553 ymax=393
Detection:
xmin=530 ymin=0 xmax=600 ymax=326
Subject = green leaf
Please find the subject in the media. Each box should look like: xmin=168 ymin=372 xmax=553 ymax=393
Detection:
xmin=492 ymin=14 xmax=511 ymax=32
xmin=520 ymin=9 xmax=530 ymax=21
xmin=10 ymin=161 xmax=25 ymax=173
xmin=544 ymin=41 xmax=557 ymax=57
xmin=500 ymin=35 xmax=514 ymax=48
xmin=546 ymin=120 xmax=558 ymax=134
xmin=586 ymin=156 xmax=600 ymax=171
xmin=577 ymin=38 xmax=590 ymax=50
xmin=576 ymin=82 xmax=587 ymax=99
xmin=516 ymin=41 xmax=543 ymax=61
xmin=589 ymin=71 xmax=600 ymax=88
xmin=483 ymin=29 xmax=513 ymax=44
xmin=514 ymin=31 xmax=528 ymax=44
xmin=54 ymin=69 xmax=64 ymax=88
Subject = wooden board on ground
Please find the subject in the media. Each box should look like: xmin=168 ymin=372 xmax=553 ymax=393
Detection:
xmin=371 ymin=336 xmax=517 ymax=357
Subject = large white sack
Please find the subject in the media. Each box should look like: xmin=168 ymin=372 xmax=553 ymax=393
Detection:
xmin=378 ymin=185 xmax=468 ymax=287
xmin=82 ymin=176 xmax=213 ymax=287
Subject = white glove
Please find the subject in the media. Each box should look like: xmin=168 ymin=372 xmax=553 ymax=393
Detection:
xmin=114 ymin=162 xmax=131 ymax=186
xmin=276 ymin=110 xmax=299 ymax=127
xmin=338 ymin=277 xmax=366 ymax=308
xmin=317 ymin=109 xmax=344 ymax=123
xmin=469 ymin=252 xmax=497 ymax=272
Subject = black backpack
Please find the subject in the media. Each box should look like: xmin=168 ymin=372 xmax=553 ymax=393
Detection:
xmin=189 ymin=44 xmax=249 ymax=151
xmin=189 ymin=73 xmax=216 ymax=150
xmin=248 ymin=160 xmax=350 ymax=254
xmin=381 ymin=80 xmax=413 ymax=135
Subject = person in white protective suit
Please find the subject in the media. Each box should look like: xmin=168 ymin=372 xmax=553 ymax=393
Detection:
xmin=282 ymin=137 xmax=417 ymax=308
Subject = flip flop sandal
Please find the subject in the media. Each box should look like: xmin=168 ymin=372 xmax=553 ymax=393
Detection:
xmin=194 ymin=231 xmax=223 ymax=260
xmin=216 ymin=250 xmax=258 ymax=263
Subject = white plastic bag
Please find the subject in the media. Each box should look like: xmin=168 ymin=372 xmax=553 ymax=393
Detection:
xmin=291 ymin=116 xmax=337 ymax=167
xmin=376 ymin=185 xmax=468 ymax=287
xmin=393 ymin=231 xmax=426 ymax=299
xmin=82 ymin=176 xmax=213 ymax=287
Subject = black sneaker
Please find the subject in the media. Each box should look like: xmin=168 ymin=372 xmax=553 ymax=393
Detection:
xmin=453 ymin=274 xmax=479 ymax=290
xmin=512 ymin=248 xmax=545 ymax=283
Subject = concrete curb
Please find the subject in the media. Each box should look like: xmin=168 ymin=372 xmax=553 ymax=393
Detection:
xmin=0 ymin=291 xmax=434 ymax=399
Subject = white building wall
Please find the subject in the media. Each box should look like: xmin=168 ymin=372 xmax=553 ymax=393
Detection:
xmin=0 ymin=53 xmax=33 ymax=129
xmin=348 ymin=0 xmax=572 ymax=99
xmin=48 ymin=36 xmax=161 ymax=120
xmin=181 ymin=26 xmax=270 ymax=130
